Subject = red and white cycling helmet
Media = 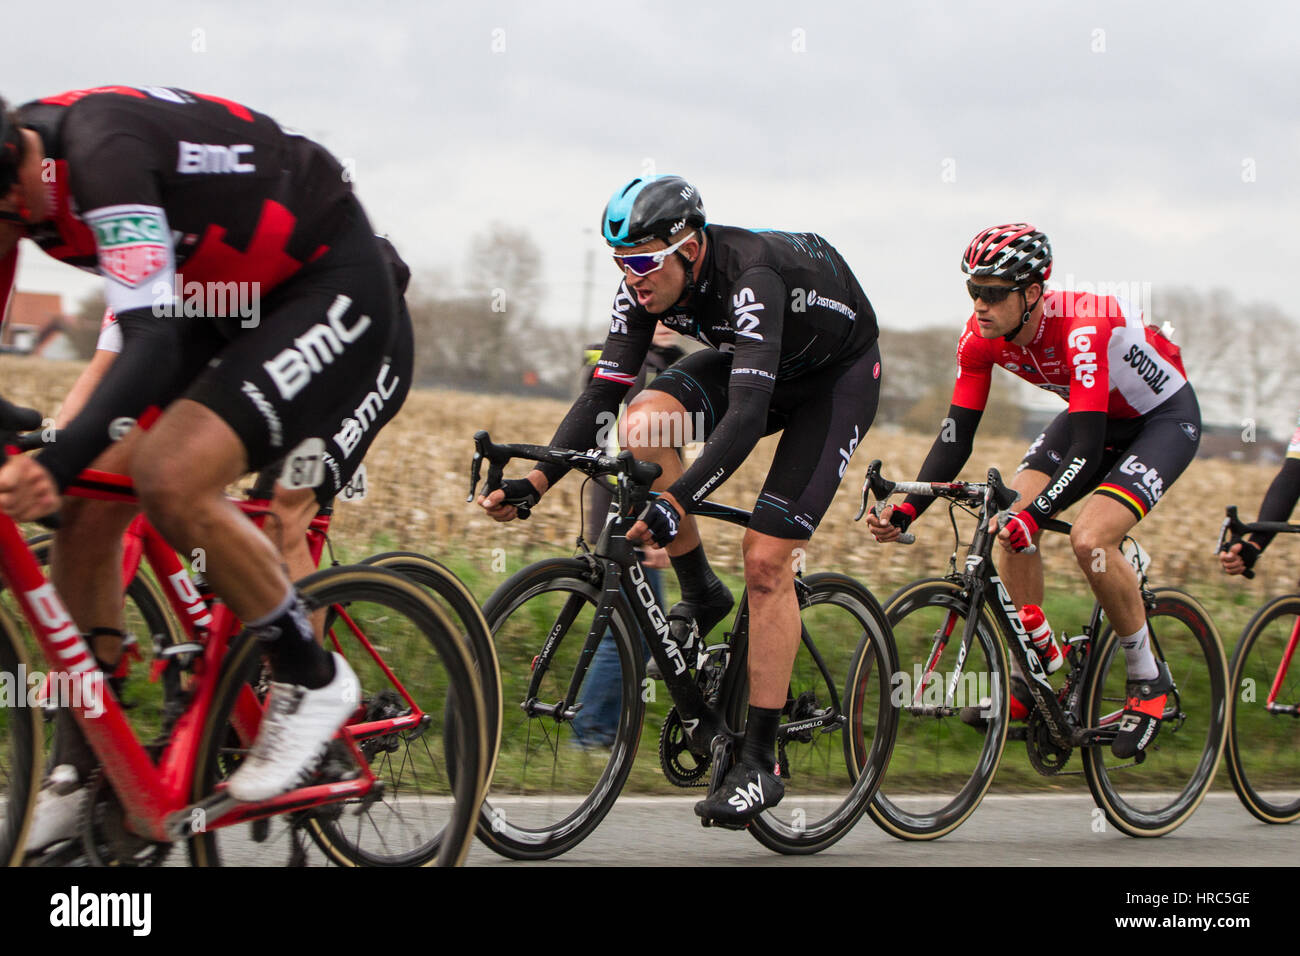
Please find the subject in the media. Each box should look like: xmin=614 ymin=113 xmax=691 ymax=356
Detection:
xmin=961 ymin=223 xmax=1052 ymax=285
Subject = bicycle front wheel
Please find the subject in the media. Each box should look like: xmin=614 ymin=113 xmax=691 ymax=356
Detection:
xmin=189 ymin=565 xmax=486 ymax=867
xmin=477 ymin=558 xmax=644 ymax=861
xmin=1224 ymin=594 xmax=1300 ymax=823
xmin=864 ymin=578 xmax=1009 ymax=840
xmin=1082 ymin=588 xmax=1227 ymax=837
xmin=733 ymin=572 xmax=898 ymax=855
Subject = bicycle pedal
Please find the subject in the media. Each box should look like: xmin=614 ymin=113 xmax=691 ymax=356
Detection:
xmin=251 ymin=817 xmax=270 ymax=842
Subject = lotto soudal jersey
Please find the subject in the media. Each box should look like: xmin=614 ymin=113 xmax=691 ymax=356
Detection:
xmin=3 ymin=85 xmax=355 ymax=320
xmin=951 ymin=289 xmax=1188 ymax=418
xmin=592 ymin=225 xmax=878 ymax=392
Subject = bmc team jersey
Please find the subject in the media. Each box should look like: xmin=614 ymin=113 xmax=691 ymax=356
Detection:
xmin=951 ymin=290 xmax=1188 ymax=418
xmin=540 ymin=224 xmax=880 ymax=510
xmin=4 ymin=86 xmax=406 ymax=495
xmin=2 ymin=85 xmax=354 ymax=322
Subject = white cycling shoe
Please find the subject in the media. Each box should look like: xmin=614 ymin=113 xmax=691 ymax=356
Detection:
xmin=227 ymin=653 xmax=360 ymax=803
xmin=21 ymin=764 xmax=85 ymax=854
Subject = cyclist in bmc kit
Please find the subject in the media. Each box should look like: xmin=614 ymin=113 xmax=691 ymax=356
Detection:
xmin=1220 ymin=406 xmax=1300 ymax=576
xmin=0 ymin=87 xmax=412 ymax=852
xmin=479 ymin=175 xmax=883 ymax=825
xmin=867 ymin=224 xmax=1200 ymax=758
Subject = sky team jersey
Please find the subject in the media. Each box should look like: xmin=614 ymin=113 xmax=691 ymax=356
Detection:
xmin=951 ymin=289 xmax=1188 ymax=418
xmin=4 ymin=85 xmax=355 ymax=320
xmin=592 ymin=224 xmax=878 ymax=395
xmin=541 ymin=224 xmax=879 ymax=508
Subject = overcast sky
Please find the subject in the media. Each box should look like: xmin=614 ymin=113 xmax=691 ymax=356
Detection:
xmin=6 ymin=0 xmax=1297 ymax=342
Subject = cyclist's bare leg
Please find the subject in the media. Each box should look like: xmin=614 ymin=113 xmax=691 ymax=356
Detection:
xmin=130 ymin=400 xmax=292 ymax=623
xmin=1071 ymin=495 xmax=1144 ymax=636
xmin=49 ymin=430 xmax=145 ymax=669
xmin=741 ymin=529 xmax=802 ymax=709
xmin=623 ymin=390 xmax=699 ymax=557
xmin=264 ymin=484 xmax=326 ymax=636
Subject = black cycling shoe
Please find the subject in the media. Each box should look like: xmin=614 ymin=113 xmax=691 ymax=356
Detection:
xmin=645 ymin=586 xmax=734 ymax=680
xmin=694 ymin=760 xmax=784 ymax=830
xmin=1112 ymin=662 xmax=1174 ymax=759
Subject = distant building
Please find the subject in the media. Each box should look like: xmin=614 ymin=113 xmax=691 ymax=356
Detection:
xmin=0 ymin=291 xmax=80 ymax=360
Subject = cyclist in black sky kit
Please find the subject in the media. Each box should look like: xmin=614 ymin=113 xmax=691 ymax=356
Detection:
xmin=0 ymin=86 xmax=412 ymax=854
xmin=479 ymin=174 xmax=883 ymax=826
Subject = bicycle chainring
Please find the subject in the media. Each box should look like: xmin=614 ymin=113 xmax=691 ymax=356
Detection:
xmin=658 ymin=708 xmax=711 ymax=787
xmin=80 ymin=771 xmax=171 ymax=867
xmin=1025 ymin=709 xmax=1072 ymax=776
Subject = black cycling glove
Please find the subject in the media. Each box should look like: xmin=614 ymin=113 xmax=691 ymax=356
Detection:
xmin=638 ymin=498 xmax=681 ymax=547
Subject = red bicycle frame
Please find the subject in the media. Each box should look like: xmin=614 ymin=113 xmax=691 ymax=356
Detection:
xmin=0 ymin=470 xmax=378 ymax=844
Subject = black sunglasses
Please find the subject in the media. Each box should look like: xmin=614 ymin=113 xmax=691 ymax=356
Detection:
xmin=966 ymin=280 xmax=1022 ymax=304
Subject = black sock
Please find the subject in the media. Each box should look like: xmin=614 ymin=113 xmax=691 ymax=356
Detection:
xmin=670 ymin=545 xmax=726 ymax=606
xmin=249 ymin=594 xmax=334 ymax=689
xmin=742 ymin=705 xmax=781 ymax=773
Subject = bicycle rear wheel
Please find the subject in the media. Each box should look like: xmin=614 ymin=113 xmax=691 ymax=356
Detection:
xmin=1082 ymin=588 xmax=1227 ymax=836
xmin=1224 ymin=594 xmax=1300 ymax=823
xmin=189 ymin=566 xmax=486 ymax=867
xmin=863 ymin=578 xmax=1009 ymax=840
xmin=0 ymin=605 xmax=42 ymax=865
xmin=476 ymin=558 xmax=643 ymax=860
xmin=732 ymin=572 xmax=898 ymax=854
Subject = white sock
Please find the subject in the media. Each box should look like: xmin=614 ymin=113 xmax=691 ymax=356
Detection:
xmin=1119 ymin=625 xmax=1158 ymax=681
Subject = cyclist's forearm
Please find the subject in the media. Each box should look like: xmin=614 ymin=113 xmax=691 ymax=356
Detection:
xmin=903 ymin=404 xmax=982 ymax=518
xmin=37 ymin=310 xmax=186 ymax=490
xmin=1250 ymin=457 xmax=1300 ymax=552
xmin=56 ymin=348 xmax=118 ymax=428
xmin=536 ymin=379 xmax=630 ymax=487
xmin=1024 ymin=411 xmax=1107 ymax=523
xmin=666 ymin=388 xmax=768 ymax=509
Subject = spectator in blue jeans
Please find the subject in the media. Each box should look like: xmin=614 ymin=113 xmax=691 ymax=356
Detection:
xmin=572 ymin=323 xmax=684 ymax=747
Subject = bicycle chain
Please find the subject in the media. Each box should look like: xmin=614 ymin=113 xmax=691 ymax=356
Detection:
xmin=1025 ymin=710 xmax=1073 ymax=776
xmin=658 ymin=708 xmax=711 ymax=787
xmin=80 ymin=769 xmax=171 ymax=867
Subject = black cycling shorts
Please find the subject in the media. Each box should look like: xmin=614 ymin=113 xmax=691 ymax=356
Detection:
xmin=178 ymin=200 xmax=412 ymax=503
xmin=1018 ymin=383 xmax=1201 ymax=521
xmin=645 ymin=342 xmax=882 ymax=539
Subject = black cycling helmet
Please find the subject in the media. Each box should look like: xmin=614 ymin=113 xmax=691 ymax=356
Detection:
xmin=602 ymin=175 xmax=706 ymax=248
xmin=961 ymin=223 xmax=1052 ymax=285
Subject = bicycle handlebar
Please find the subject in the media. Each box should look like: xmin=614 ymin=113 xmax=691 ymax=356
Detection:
xmin=1218 ymin=505 xmax=1300 ymax=579
xmin=856 ymin=459 xmax=1024 ymax=547
xmin=468 ymin=430 xmax=663 ymax=519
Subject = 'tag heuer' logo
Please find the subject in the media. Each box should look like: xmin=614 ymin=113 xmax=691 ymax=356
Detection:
xmin=86 ymin=204 xmax=170 ymax=286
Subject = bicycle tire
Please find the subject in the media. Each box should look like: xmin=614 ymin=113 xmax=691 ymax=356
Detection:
xmin=863 ymin=578 xmax=1010 ymax=840
xmin=188 ymin=565 xmax=486 ymax=867
xmin=727 ymin=572 xmax=899 ymax=854
xmin=356 ymin=551 xmax=502 ymax=789
xmin=476 ymin=557 xmax=644 ymax=861
xmin=0 ymin=603 xmax=42 ymax=866
xmin=1225 ymin=594 xmax=1300 ymax=823
xmin=1082 ymin=587 xmax=1227 ymax=837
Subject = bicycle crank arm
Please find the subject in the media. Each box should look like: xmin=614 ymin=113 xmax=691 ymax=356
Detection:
xmin=164 ymin=792 xmax=242 ymax=841
xmin=901 ymin=705 xmax=961 ymax=718
xmin=1265 ymin=702 xmax=1300 ymax=717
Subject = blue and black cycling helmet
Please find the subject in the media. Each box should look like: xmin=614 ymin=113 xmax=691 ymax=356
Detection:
xmin=601 ymin=175 xmax=706 ymax=248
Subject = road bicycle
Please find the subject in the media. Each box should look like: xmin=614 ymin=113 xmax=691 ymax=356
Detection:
xmin=1217 ymin=505 xmax=1300 ymax=823
xmin=849 ymin=460 xmax=1227 ymax=839
xmin=0 ymin=397 xmax=488 ymax=867
xmin=467 ymin=430 xmax=898 ymax=859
